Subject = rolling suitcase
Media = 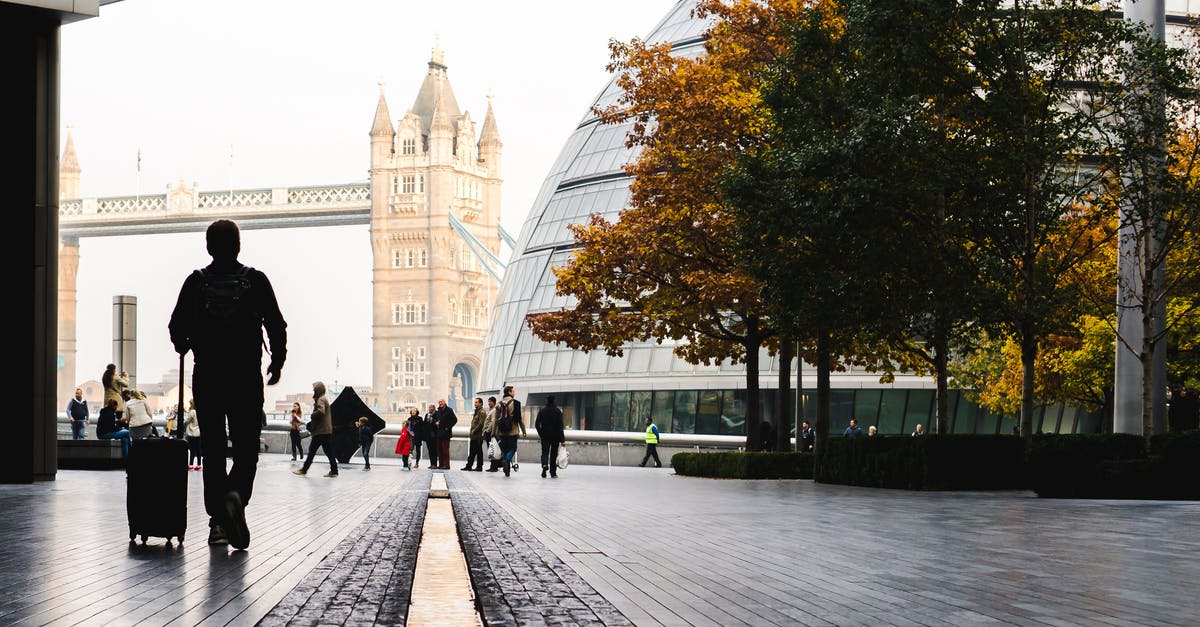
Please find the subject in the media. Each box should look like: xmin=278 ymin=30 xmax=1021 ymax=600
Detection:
xmin=127 ymin=437 xmax=188 ymax=544
xmin=126 ymin=353 xmax=189 ymax=545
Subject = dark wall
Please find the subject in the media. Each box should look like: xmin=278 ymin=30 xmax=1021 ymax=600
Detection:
xmin=2 ymin=3 xmax=60 ymax=482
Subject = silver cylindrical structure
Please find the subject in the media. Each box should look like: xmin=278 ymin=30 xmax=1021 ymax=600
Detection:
xmin=112 ymin=295 xmax=137 ymax=388
xmin=1114 ymin=0 xmax=1167 ymax=435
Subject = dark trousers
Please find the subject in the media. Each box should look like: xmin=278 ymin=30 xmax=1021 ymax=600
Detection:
xmin=540 ymin=440 xmax=560 ymax=475
xmin=361 ymin=440 xmax=372 ymax=467
xmin=437 ymin=439 xmax=450 ymax=468
xmin=289 ymin=430 xmax=303 ymax=458
xmin=465 ymin=439 xmax=483 ymax=469
xmin=424 ymin=438 xmax=439 ymax=468
xmin=499 ymin=435 xmax=519 ymax=464
xmin=412 ymin=439 xmax=424 ymax=465
xmin=302 ymin=433 xmax=337 ymax=473
xmin=187 ymin=435 xmax=203 ymax=465
xmin=641 ymin=443 xmax=662 ymax=467
xmin=194 ymin=371 xmax=264 ymax=520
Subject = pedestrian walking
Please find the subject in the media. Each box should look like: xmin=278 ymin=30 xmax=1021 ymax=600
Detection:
xmin=639 ymin=416 xmax=662 ymax=468
xmin=799 ymin=421 xmax=815 ymax=452
xmin=535 ymin=395 xmax=565 ymax=478
xmin=288 ymin=403 xmax=304 ymax=460
xmin=496 ymin=386 xmax=526 ymax=477
xmin=66 ymin=388 xmax=89 ymax=440
xmin=357 ymin=417 xmax=374 ymax=471
xmin=295 ymin=381 xmax=337 ymax=478
xmin=185 ymin=399 xmax=202 ymax=470
xmin=462 ymin=397 xmax=486 ymax=471
xmin=169 ymin=219 xmax=288 ymax=550
xmin=434 ymin=399 xmax=457 ymax=470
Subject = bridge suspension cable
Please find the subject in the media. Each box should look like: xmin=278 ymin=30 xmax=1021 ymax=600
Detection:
xmin=448 ymin=212 xmax=506 ymax=284
xmin=498 ymin=224 xmax=517 ymax=249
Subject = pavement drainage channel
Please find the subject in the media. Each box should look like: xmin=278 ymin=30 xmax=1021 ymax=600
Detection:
xmin=407 ymin=471 xmax=482 ymax=627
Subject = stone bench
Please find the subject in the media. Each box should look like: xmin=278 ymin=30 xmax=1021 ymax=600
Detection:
xmin=58 ymin=439 xmax=125 ymax=469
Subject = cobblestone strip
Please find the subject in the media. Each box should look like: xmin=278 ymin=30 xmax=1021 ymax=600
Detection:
xmin=258 ymin=472 xmax=430 ymax=627
xmin=445 ymin=473 xmax=633 ymax=627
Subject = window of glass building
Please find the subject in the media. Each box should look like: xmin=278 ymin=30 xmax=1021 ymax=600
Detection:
xmin=696 ymin=390 xmax=721 ymax=435
xmin=651 ymin=391 xmax=674 ymax=433
xmin=674 ymin=390 xmax=697 ymax=434
xmin=877 ymin=390 xmax=907 ymax=434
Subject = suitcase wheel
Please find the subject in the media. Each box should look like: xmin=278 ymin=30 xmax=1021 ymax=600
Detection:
xmin=140 ymin=535 xmax=147 ymax=544
xmin=177 ymin=535 xmax=184 ymax=544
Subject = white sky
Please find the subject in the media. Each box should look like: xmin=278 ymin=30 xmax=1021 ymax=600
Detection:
xmin=62 ymin=0 xmax=671 ymax=406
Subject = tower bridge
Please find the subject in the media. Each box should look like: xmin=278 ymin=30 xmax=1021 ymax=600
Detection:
xmin=57 ymin=48 xmax=507 ymax=418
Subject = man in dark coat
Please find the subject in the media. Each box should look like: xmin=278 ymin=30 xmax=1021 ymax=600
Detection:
xmin=169 ymin=219 xmax=287 ymax=550
xmin=535 ymin=395 xmax=566 ymax=478
xmin=435 ymin=399 xmax=457 ymax=470
xmin=462 ymin=397 xmax=486 ymax=472
xmin=423 ymin=403 xmax=439 ymax=469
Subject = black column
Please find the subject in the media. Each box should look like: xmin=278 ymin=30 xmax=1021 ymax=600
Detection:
xmin=2 ymin=4 xmax=60 ymax=482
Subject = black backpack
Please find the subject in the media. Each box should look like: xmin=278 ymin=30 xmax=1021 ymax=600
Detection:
xmin=497 ymin=400 xmax=513 ymax=432
xmin=199 ymin=266 xmax=253 ymax=324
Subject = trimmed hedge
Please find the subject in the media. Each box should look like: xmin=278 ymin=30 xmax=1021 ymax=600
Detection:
xmin=671 ymin=451 xmax=814 ymax=479
xmin=815 ymin=435 xmax=1026 ymax=490
xmin=1029 ymin=430 xmax=1200 ymax=499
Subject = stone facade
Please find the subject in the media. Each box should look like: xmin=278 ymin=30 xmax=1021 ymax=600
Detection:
xmin=368 ymin=47 xmax=502 ymax=418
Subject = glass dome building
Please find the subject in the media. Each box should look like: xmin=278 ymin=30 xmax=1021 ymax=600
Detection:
xmin=481 ymin=0 xmax=1104 ymax=437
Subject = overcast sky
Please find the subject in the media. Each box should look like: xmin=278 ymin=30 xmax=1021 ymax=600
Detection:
xmin=63 ymin=0 xmax=673 ymax=406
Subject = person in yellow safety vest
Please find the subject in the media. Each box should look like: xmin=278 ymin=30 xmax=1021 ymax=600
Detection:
xmin=639 ymin=416 xmax=662 ymax=468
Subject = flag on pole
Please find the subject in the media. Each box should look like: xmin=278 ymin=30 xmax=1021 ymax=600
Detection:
xmin=137 ymin=147 xmax=142 ymax=173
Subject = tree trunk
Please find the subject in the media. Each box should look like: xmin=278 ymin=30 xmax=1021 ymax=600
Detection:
xmin=814 ymin=328 xmax=832 ymax=456
xmin=777 ymin=337 xmax=793 ymax=451
xmin=933 ymin=324 xmax=950 ymax=435
xmin=1020 ymin=322 xmax=1036 ymax=447
xmin=744 ymin=334 xmax=762 ymax=452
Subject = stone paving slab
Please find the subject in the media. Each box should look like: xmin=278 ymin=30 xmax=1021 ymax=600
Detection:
xmin=446 ymin=471 xmax=634 ymax=627
xmin=456 ymin=463 xmax=1200 ymax=626
xmin=0 ymin=455 xmax=413 ymax=626
xmin=259 ymin=470 xmax=429 ymax=627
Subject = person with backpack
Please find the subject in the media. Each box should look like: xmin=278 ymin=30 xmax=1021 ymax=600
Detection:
xmin=169 ymin=219 xmax=287 ymax=550
xmin=496 ymin=385 xmax=526 ymax=477
xmin=535 ymin=395 xmax=566 ymax=479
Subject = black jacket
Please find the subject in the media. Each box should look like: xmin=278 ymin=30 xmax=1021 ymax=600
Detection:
xmin=535 ymin=405 xmax=565 ymax=443
xmin=97 ymin=406 xmax=120 ymax=436
xmin=168 ymin=260 xmax=287 ymax=376
xmin=423 ymin=412 xmax=438 ymax=441
xmin=435 ymin=406 xmax=458 ymax=439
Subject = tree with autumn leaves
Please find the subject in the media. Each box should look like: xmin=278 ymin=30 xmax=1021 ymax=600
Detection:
xmin=528 ymin=1 xmax=799 ymax=451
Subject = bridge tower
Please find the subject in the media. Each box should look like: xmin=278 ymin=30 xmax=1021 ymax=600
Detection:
xmin=369 ymin=46 xmax=502 ymax=417
xmin=58 ymin=130 xmax=82 ymax=406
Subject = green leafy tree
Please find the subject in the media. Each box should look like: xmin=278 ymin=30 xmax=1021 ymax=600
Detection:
xmin=527 ymin=0 xmax=797 ymax=450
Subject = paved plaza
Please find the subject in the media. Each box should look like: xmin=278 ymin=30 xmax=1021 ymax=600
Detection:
xmin=0 ymin=455 xmax=1197 ymax=626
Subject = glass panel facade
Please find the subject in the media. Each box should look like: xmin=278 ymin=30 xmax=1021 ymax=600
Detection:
xmin=651 ymin=391 xmax=674 ymax=433
xmin=674 ymin=391 xmax=697 ymax=434
xmin=630 ymin=391 xmax=653 ymax=429
xmin=720 ymin=390 xmax=745 ymax=437
xmin=877 ymin=390 xmax=907 ymax=434
xmin=696 ymin=390 xmax=722 ymax=435
xmin=611 ymin=392 xmax=631 ymax=433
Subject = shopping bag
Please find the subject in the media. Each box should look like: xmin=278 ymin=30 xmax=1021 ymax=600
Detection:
xmin=556 ymin=445 xmax=570 ymax=469
xmin=487 ymin=439 xmax=500 ymax=460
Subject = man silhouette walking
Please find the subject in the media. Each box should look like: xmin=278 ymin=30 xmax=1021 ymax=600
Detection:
xmin=169 ymin=219 xmax=287 ymax=550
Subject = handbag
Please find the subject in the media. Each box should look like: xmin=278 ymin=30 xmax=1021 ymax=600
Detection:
xmin=487 ymin=439 xmax=500 ymax=461
xmin=556 ymin=445 xmax=570 ymax=469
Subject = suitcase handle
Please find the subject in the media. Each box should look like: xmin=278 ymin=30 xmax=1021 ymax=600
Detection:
xmin=175 ymin=352 xmax=186 ymax=439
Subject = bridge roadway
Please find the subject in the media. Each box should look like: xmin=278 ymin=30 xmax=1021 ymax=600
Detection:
xmin=1 ymin=455 xmax=1197 ymax=625
xmin=58 ymin=183 xmax=372 ymax=238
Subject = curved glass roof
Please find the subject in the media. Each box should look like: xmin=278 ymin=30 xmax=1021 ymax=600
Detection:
xmin=481 ymin=0 xmax=724 ymax=392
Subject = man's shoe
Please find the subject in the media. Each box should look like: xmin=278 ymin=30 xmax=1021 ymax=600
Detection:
xmin=542 ymin=466 xmax=548 ymax=478
xmin=207 ymin=523 xmax=229 ymax=546
xmin=324 ymin=471 xmax=338 ymax=477
xmin=655 ymin=464 xmax=662 ymax=468
xmin=638 ymin=463 xmax=646 ymax=467
xmin=485 ymin=468 xmax=499 ymax=472
xmin=551 ymin=473 xmax=558 ymax=478
xmin=363 ymin=466 xmax=371 ymax=471
xmin=223 ymin=491 xmax=250 ymax=551
xmin=460 ymin=466 xmax=472 ymax=471
xmin=293 ymin=469 xmax=307 ymax=476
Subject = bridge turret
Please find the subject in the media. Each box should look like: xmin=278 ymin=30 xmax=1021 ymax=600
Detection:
xmin=428 ymin=87 xmax=454 ymax=164
xmin=370 ymin=86 xmax=395 ymax=168
xmin=60 ymin=127 xmax=81 ymax=200
xmin=478 ymin=95 xmax=502 ymax=179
